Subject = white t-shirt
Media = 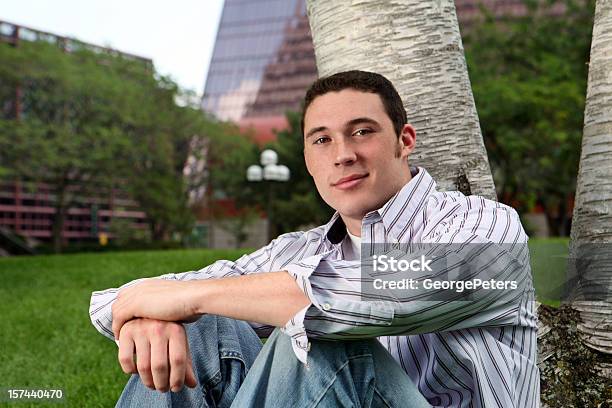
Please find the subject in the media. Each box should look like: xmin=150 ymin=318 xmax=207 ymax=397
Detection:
xmin=341 ymin=230 xmax=361 ymax=261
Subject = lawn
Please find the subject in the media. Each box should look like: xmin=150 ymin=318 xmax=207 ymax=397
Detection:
xmin=0 ymin=240 xmax=569 ymax=407
xmin=0 ymin=249 xmax=250 ymax=407
xmin=527 ymin=237 xmax=571 ymax=307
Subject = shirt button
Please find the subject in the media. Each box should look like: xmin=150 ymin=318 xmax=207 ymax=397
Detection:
xmin=322 ymin=303 xmax=331 ymax=311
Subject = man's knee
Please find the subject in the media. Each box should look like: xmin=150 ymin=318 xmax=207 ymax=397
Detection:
xmin=184 ymin=314 xmax=262 ymax=368
xmin=251 ymin=331 xmax=381 ymax=387
xmin=233 ymin=332 xmax=381 ymax=407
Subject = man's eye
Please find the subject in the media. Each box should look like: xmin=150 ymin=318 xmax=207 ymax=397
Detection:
xmin=353 ymin=128 xmax=372 ymax=136
xmin=313 ymin=136 xmax=330 ymax=144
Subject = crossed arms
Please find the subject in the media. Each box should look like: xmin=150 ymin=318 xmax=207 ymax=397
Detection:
xmin=111 ymin=271 xmax=310 ymax=338
xmin=108 ymin=271 xmax=309 ymax=392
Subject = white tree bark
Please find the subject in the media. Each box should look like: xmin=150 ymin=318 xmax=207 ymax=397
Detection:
xmin=305 ymin=0 xmax=496 ymax=199
xmin=569 ymin=0 xmax=612 ymax=355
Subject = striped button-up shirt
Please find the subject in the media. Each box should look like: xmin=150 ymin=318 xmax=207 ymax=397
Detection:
xmin=90 ymin=167 xmax=539 ymax=408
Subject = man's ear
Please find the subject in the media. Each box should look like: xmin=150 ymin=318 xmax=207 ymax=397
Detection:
xmin=398 ymin=124 xmax=417 ymax=158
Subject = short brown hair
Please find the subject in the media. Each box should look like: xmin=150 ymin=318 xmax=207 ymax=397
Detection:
xmin=301 ymin=70 xmax=407 ymax=140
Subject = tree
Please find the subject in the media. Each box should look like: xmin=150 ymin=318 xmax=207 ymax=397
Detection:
xmin=204 ymin=121 xmax=265 ymax=245
xmin=0 ymin=41 xmax=213 ymax=251
xmin=122 ymin=82 xmax=209 ymax=242
xmin=305 ymin=0 xmax=496 ymax=199
xmin=568 ymin=0 xmax=612 ymax=356
xmin=464 ymin=0 xmax=594 ymax=236
xmin=0 ymin=42 xmax=134 ymax=252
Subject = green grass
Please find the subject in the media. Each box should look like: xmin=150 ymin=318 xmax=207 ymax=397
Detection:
xmin=0 ymin=249 xmax=249 ymax=407
xmin=0 ymin=240 xmax=569 ymax=406
xmin=528 ymin=238 xmax=570 ymax=307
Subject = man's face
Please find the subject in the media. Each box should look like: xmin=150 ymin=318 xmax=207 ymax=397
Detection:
xmin=303 ymin=89 xmax=416 ymax=224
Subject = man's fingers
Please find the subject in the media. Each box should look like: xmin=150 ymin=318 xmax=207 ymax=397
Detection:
xmin=150 ymin=333 xmax=170 ymax=392
xmin=185 ymin=356 xmax=198 ymax=389
xmin=168 ymin=325 xmax=188 ymax=392
xmin=134 ymin=335 xmax=154 ymax=390
xmin=184 ymin=330 xmax=197 ymax=389
xmin=118 ymin=330 xmax=136 ymax=374
xmin=117 ymin=319 xmax=195 ymax=393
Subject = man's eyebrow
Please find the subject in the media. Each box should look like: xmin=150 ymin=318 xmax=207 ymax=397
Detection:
xmin=305 ymin=126 xmax=329 ymax=140
xmin=345 ymin=117 xmax=381 ymax=129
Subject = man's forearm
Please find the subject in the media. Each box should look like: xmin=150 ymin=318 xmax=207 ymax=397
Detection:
xmin=189 ymin=271 xmax=311 ymax=327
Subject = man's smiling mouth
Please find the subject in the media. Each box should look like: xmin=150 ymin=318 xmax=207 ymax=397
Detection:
xmin=332 ymin=173 xmax=369 ymax=189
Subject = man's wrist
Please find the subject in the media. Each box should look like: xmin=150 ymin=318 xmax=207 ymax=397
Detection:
xmin=187 ymin=279 xmax=213 ymax=316
xmin=181 ymin=272 xmax=311 ymax=328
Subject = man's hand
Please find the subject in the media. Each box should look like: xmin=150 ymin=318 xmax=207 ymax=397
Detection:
xmin=112 ymin=279 xmax=201 ymax=339
xmin=118 ymin=318 xmax=198 ymax=393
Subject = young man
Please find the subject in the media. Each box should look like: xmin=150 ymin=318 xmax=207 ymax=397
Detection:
xmin=90 ymin=71 xmax=539 ymax=407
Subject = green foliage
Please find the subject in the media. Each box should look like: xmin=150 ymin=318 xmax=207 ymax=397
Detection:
xmin=203 ymin=122 xmax=265 ymax=243
xmin=108 ymin=218 xmax=152 ymax=247
xmin=123 ymin=93 xmax=205 ymax=241
xmin=0 ymin=43 xmax=133 ymax=184
xmin=464 ymin=0 xmax=595 ymax=236
xmin=0 ymin=41 xmax=222 ymax=249
xmin=206 ymin=123 xmax=260 ymax=208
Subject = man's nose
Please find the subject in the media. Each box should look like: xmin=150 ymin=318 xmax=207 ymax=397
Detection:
xmin=334 ymin=141 xmax=357 ymax=166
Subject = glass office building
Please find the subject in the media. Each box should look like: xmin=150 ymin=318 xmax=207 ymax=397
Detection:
xmin=201 ymin=0 xmax=317 ymax=124
xmin=201 ymin=0 xmax=546 ymax=134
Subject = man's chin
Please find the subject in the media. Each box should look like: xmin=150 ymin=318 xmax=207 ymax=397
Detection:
xmin=329 ymin=195 xmax=378 ymax=218
xmin=337 ymin=205 xmax=372 ymax=221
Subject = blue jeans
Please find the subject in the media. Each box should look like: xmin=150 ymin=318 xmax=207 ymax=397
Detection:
xmin=116 ymin=315 xmax=431 ymax=407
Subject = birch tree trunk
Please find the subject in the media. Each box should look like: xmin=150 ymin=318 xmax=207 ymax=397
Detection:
xmin=569 ymin=0 xmax=612 ymax=356
xmin=305 ymin=0 xmax=496 ymax=199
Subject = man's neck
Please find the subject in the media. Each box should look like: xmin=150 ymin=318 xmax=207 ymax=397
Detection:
xmin=344 ymin=219 xmax=362 ymax=237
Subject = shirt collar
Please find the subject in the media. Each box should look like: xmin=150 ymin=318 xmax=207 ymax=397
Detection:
xmin=323 ymin=212 xmax=345 ymax=245
xmin=323 ymin=166 xmax=437 ymax=245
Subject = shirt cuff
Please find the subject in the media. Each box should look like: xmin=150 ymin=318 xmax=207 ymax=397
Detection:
xmin=281 ymin=253 xmax=327 ymax=366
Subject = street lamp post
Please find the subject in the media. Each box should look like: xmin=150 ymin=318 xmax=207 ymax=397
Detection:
xmin=246 ymin=149 xmax=290 ymax=243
